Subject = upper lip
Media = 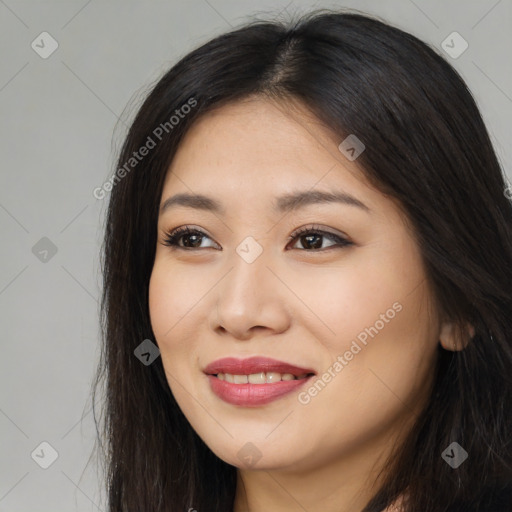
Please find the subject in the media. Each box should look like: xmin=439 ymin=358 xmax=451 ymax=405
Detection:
xmin=203 ymin=356 xmax=316 ymax=377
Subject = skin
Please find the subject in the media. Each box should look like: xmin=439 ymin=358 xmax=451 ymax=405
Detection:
xmin=148 ymin=96 xmax=464 ymax=512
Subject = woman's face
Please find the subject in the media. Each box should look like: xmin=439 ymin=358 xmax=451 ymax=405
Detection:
xmin=149 ymin=97 xmax=443 ymax=473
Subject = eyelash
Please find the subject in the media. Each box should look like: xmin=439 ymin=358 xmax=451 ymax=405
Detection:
xmin=161 ymin=224 xmax=353 ymax=252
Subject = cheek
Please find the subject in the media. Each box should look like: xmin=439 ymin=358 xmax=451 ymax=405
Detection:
xmin=148 ymin=263 xmax=196 ymax=364
xmin=148 ymin=260 xmax=205 ymax=339
xmin=296 ymin=241 xmax=438 ymax=395
xmin=309 ymin=282 xmax=438 ymax=427
xmin=148 ymin=266 xmax=173 ymax=340
xmin=148 ymin=264 xmax=202 ymax=402
xmin=290 ymin=252 xmax=422 ymax=352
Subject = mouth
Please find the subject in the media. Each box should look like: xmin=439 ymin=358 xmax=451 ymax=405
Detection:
xmin=203 ymin=356 xmax=316 ymax=406
xmin=203 ymin=356 xmax=316 ymax=381
xmin=210 ymin=371 xmax=315 ymax=383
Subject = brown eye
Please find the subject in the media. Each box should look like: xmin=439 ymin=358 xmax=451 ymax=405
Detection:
xmin=288 ymin=226 xmax=352 ymax=251
xmin=161 ymin=225 xmax=352 ymax=252
xmin=162 ymin=226 xmax=219 ymax=249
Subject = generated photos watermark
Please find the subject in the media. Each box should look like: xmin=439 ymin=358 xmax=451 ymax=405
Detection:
xmin=93 ymin=97 xmax=197 ymax=200
xmin=298 ymin=301 xmax=403 ymax=405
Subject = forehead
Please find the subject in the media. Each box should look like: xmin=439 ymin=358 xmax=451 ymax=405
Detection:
xmin=163 ymin=97 xmax=372 ymax=195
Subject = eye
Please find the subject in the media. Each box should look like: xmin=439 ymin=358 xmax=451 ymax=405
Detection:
xmin=287 ymin=225 xmax=352 ymax=251
xmin=162 ymin=226 xmax=219 ymax=250
xmin=161 ymin=224 xmax=352 ymax=252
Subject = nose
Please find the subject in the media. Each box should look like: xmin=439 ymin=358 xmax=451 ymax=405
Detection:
xmin=210 ymin=242 xmax=291 ymax=340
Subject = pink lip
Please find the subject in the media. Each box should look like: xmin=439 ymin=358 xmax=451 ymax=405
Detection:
xmin=203 ymin=356 xmax=316 ymax=377
xmin=203 ymin=357 xmax=316 ymax=407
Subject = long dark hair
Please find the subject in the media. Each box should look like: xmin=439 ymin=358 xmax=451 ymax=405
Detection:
xmin=93 ymin=8 xmax=512 ymax=511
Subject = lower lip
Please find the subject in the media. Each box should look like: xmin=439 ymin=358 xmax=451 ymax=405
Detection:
xmin=206 ymin=374 xmax=313 ymax=406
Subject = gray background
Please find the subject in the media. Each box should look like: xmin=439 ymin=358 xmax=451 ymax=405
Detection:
xmin=1 ymin=1 xmax=510 ymax=510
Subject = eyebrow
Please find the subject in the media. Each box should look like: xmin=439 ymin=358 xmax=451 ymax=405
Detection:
xmin=159 ymin=189 xmax=370 ymax=215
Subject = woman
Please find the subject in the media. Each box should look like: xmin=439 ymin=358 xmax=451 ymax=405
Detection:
xmin=93 ymin=9 xmax=512 ymax=511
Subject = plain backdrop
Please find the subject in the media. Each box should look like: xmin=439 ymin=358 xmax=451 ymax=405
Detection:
xmin=1 ymin=1 xmax=511 ymax=510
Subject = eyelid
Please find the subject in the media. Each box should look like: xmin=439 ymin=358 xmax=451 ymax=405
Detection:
xmin=288 ymin=223 xmax=349 ymax=241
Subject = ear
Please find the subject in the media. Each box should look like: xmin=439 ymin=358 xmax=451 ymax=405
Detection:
xmin=439 ymin=322 xmax=475 ymax=351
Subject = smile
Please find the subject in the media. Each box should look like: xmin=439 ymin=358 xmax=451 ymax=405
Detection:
xmin=203 ymin=356 xmax=316 ymax=406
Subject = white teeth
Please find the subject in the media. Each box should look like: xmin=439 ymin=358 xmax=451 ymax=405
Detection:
xmin=248 ymin=372 xmax=266 ymax=384
xmin=216 ymin=372 xmax=305 ymax=383
xmin=266 ymin=372 xmax=281 ymax=383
